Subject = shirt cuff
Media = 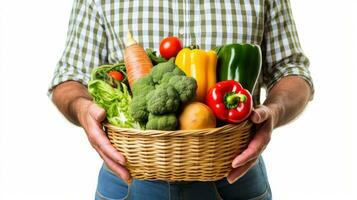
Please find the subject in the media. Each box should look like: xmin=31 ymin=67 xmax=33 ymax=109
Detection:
xmin=265 ymin=63 xmax=315 ymax=100
xmin=47 ymin=66 xmax=90 ymax=98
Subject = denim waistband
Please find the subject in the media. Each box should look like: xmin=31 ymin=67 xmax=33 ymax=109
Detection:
xmin=98 ymin=156 xmax=271 ymax=200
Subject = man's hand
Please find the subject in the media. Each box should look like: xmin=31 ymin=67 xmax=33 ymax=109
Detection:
xmin=226 ymin=76 xmax=312 ymax=184
xmin=77 ymin=99 xmax=132 ymax=184
xmin=52 ymin=81 xmax=131 ymax=184
xmin=227 ymin=105 xmax=277 ymax=184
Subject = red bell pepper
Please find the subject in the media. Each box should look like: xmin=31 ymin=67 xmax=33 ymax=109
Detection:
xmin=206 ymin=80 xmax=252 ymax=123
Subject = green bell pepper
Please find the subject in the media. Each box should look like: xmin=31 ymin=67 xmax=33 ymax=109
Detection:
xmin=215 ymin=44 xmax=262 ymax=93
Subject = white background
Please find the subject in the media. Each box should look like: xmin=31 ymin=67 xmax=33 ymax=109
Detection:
xmin=0 ymin=0 xmax=356 ymax=199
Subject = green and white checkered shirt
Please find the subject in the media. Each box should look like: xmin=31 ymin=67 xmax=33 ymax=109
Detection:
xmin=49 ymin=0 xmax=313 ymax=104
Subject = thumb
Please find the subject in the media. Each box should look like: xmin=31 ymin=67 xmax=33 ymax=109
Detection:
xmin=89 ymin=103 xmax=106 ymax=122
xmin=250 ymin=105 xmax=269 ymax=124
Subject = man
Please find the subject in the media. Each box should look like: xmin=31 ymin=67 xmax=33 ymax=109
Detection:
xmin=49 ymin=0 xmax=313 ymax=199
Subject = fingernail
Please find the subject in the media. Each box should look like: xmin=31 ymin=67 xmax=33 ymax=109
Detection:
xmin=232 ymin=159 xmax=242 ymax=168
xmin=232 ymin=163 xmax=241 ymax=168
xmin=127 ymin=178 xmax=133 ymax=185
xmin=232 ymin=177 xmax=239 ymax=184
xmin=116 ymin=156 xmax=126 ymax=165
xmin=227 ymin=177 xmax=237 ymax=184
xmin=251 ymin=111 xmax=261 ymax=122
xmin=228 ymin=175 xmax=242 ymax=184
xmin=117 ymin=159 xmax=125 ymax=165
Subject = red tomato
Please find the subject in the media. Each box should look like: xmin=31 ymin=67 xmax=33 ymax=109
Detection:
xmin=108 ymin=71 xmax=124 ymax=81
xmin=159 ymin=36 xmax=183 ymax=60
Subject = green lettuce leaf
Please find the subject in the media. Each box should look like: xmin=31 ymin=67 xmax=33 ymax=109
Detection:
xmin=88 ymin=63 xmax=141 ymax=129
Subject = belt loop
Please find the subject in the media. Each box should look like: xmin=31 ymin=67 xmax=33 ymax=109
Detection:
xmin=211 ymin=182 xmax=223 ymax=200
xmin=167 ymin=181 xmax=171 ymax=200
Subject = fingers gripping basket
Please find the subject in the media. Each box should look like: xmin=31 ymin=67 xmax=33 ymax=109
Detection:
xmin=105 ymin=121 xmax=253 ymax=182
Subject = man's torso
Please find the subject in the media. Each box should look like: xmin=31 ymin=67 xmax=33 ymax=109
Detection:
xmin=94 ymin=0 xmax=265 ymax=64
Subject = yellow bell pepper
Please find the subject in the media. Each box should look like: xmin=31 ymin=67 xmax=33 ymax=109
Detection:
xmin=175 ymin=48 xmax=217 ymax=102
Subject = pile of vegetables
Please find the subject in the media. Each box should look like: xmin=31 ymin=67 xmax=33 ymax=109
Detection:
xmin=130 ymin=60 xmax=197 ymax=130
xmin=88 ymin=32 xmax=261 ymax=131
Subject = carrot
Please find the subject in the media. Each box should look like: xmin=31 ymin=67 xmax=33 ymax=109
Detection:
xmin=124 ymin=31 xmax=153 ymax=88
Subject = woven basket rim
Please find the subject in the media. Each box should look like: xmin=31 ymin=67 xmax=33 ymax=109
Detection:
xmin=104 ymin=120 xmax=252 ymax=137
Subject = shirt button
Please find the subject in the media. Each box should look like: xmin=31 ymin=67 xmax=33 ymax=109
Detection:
xmin=179 ymin=27 xmax=185 ymax=35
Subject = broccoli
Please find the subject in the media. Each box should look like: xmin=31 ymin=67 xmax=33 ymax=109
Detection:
xmin=160 ymin=68 xmax=186 ymax=84
xmin=172 ymin=67 xmax=186 ymax=76
xmin=131 ymin=75 xmax=155 ymax=97
xmin=129 ymin=60 xmax=197 ymax=130
xmin=146 ymin=113 xmax=178 ymax=130
xmin=129 ymin=95 xmax=149 ymax=122
xmin=150 ymin=60 xmax=177 ymax=84
xmin=146 ymin=85 xmax=180 ymax=115
xmin=168 ymin=75 xmax=197 ymax=103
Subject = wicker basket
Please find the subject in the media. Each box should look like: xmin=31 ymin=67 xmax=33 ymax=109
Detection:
xmin=104 ymin=121 xmax=253 ymax=182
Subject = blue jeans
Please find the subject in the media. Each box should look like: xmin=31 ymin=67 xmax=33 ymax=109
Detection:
xmin=95 ymin=157 xmax=271 ymax=200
